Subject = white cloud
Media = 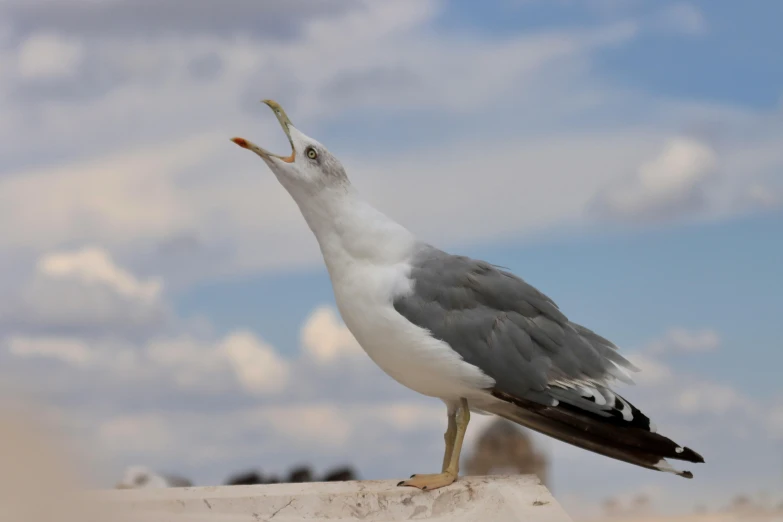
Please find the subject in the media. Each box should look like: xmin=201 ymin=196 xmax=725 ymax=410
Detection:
xmin=38 ymin=247 xmax=161 ymax=303
xmin=656 ymin=3 xmax=707 ymax=36
xmin=743 ymin=182 xmax=782 ymax=209
xmin=3 ymin=299 xmax=353 ymax=400
xmin=260 ymin=405 xmax=353 ymax=448
xmin=0 ymin=247 xmax=167 ymax=335
xmin=0 ymin=137 xmax=219 ymax=251
xmin=5 ymin=335 xmax=139 ymax=375
xmin=16 ymin=32 xmax=83 ymax=80
xmin=2 ymin=0 xmax=359 ymax=39
xmin=143 ymin=335 xmax=227 ymax=392
xmin=674 ymin=381 xmax=753 ymax=416
xmin=644 ymin=328 xmax=721 ymax=355
xmin=219 ymin=331 xmax=290 ymax=395
xmin=141 ymin=331 xmax=292 ymax=396
xmin=624 ymin=329 xmax=756 ymax=420
xmin=7 ymin=336 xmax=92 ymax=366
xmin=623 ymin=351 xmax=673 ymax=387
xmin=301 ymin=306 xmax=363 ymax=364
xmin=5 ymin=329 xmax=290 ymax=398
xmin=593 ymin=137 xmax=718 ymax=222
xmin=0 ymin=255 xmax=367 ymax=400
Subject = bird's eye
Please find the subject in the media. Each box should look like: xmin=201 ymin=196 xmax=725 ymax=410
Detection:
xmin=306 ymin=147 xmax=318 ymax=160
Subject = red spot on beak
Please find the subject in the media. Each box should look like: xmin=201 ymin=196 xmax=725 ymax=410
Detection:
xmin=231 ymin=137 xmax=249 ymax=148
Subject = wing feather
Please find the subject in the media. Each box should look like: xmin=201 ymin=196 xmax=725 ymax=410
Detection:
xmin=394 ymin=244 xmax=642 ymax=422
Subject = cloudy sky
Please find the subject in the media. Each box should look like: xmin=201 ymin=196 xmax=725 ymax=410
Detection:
xmin=0 ymin=0 xmax=781 ymax=517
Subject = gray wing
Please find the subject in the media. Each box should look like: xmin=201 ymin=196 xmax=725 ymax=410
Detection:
xmin=394 ymin=244 xmax=645 ymax=426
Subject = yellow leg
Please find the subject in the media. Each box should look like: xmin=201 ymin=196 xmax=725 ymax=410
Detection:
xmin=398 ymin=399 xmax=470 ymax=491
xmin=441 ymin=410 xmax=457 ymax=472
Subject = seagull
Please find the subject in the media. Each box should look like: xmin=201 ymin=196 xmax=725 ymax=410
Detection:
xmin=115 ymin=465 xmax=192 ymax=489
xmin=231 ymin=100 xmax=705 ymax=491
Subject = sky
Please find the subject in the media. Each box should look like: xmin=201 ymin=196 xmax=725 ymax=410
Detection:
xmin=0 ymin=0 xmax=781 ymax=518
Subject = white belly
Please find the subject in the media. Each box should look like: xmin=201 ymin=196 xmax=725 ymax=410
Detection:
xmin=330 ymin=265 xmax=495 ymax=400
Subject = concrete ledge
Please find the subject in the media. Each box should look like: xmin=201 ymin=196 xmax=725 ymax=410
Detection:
xmin=91 ymin=475 xmax=573 ymax=521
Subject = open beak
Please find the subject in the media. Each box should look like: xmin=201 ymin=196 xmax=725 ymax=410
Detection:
xmin=231 ymin=99 xmax=296 ymax=163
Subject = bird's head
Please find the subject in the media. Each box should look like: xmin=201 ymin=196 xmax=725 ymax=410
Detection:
xmin=231 ymin=100 xmax=348 ymax=193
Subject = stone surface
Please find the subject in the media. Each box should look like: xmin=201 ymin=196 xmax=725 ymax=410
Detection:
xmin=89 ymin=475 xmax=573 ymax=521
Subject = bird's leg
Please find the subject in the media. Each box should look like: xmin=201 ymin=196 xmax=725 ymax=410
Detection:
xmin=398 ymin=399 xmax=469 ymax=491
xmin=441 ymin=409 xmax=457 ymax=472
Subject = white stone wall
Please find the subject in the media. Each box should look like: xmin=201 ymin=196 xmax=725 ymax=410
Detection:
xmin=90 ymin=475 xmax=573 ymax=522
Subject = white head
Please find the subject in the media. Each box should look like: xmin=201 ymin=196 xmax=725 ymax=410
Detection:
xmin=231 ymin=99 xmax=415 ymax=267
xmin=231 ymin=100 xmax=349 ymax=198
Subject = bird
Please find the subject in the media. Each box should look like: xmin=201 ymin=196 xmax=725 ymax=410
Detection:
xmin=231 ymin=100 xmax=705 ymax=491
xmin=115 ymin=465 xmax=192 ymax=489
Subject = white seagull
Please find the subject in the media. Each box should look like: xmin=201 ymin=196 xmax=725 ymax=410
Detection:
xmin=231 ymin=100 xmax=704 ymax=491
xmin=115 ymin=465 xmax=192 ymax=489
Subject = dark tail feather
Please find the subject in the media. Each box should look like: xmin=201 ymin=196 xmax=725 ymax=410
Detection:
xmin=488 ymin=390 xmax=704 ymax=478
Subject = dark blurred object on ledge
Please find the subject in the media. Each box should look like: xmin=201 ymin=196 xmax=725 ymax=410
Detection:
xmin=223 ymin=465 xmax=357 ymax=485
xmin=464 ymin=419 xmax=549 ymax=488
xmin=323 ymin=466 xmax=356 ymax=481
xmin=224 ymin=470 xmax=264 ymax=485
xmin=287 ymin=466 xmax=313 ymax=483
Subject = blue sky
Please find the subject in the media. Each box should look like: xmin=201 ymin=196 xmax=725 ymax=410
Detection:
xmin=0 ymin=0 xmax=781 ymax=518
xmin=442 ymin=1 xmax=783 ymax=106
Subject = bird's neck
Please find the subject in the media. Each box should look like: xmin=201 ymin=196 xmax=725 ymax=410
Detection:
xmin=286 ymin=183 xmax=416 ymax=274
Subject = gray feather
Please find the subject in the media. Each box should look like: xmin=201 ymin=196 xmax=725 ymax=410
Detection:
xmin=394 ymin=243 xmax=640 ymax=415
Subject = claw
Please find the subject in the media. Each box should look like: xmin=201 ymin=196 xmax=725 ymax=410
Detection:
xmin=397 ymin=472 xmax=457 ymax=491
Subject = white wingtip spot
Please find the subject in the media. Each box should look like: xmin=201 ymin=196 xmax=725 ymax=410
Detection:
xmin=551 ymin=399 xmax=559 ymax=407
xmin=649 ymin=420 xmax=657 ymax=433
xmin=654 ymin=458 xmax=692 ymax=478
xmin=616 ymin=396 xmax=633 ymax=422
xmin=654 ymin=458 xmax=679 ymax=475
xmin=675 ymin=447 xmax=684 ymax=454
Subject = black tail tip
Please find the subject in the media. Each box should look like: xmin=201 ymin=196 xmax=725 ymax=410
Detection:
xmin=679 ymin=470 xmax=694 ymax=479
xmin=676 ymin=446 xmax=705 ymax=464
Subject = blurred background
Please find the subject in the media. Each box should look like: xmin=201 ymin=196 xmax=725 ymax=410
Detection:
xmin=0 ymin=0 xmax=781 ymax=520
